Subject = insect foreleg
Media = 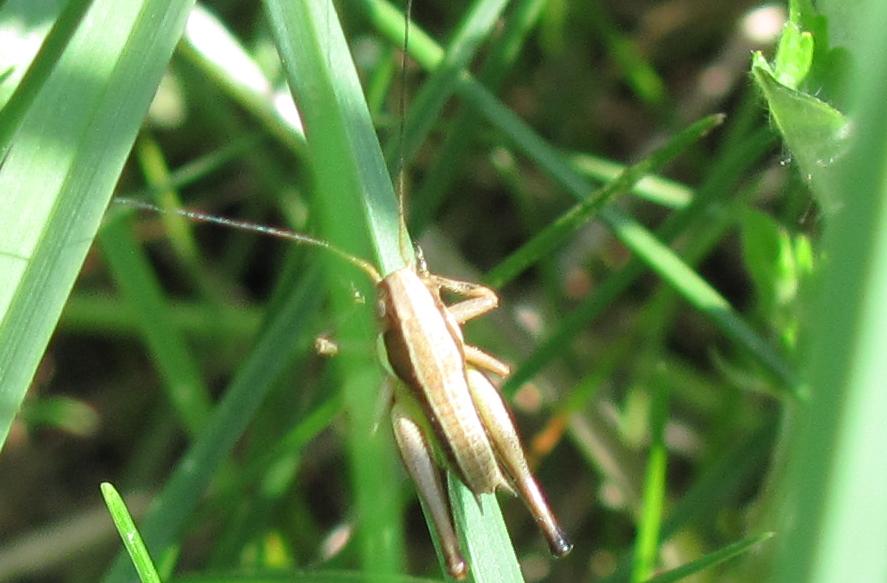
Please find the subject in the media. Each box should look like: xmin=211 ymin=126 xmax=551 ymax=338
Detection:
xmin=391 ymin=401 xmax=468 ymax=580
xmin=465 ymin=368 xmax=573 ymax=558
xmin=424 ymin=275 xmax=499 ymax=324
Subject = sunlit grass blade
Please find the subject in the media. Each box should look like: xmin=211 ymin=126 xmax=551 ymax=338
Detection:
xmin=772 ymin=1 xmax=887 ymax=581
xmin=180 ymin=3 xmax=306 ymax=153
xmin=630 ymin=383 xmax=669 ymax=583
xmin=0 ymin=0 xmax=92 ymax=155
xmin=449 ymin=475 xmax=523 ymax=583
xmin=100 ymin=482 xmax=161 ymax=583
xmin=0 ymin=0 xmax=195 ymax=450
xmin=568 ymin=151 xmax=693 ymax=209
xmin=102 ymin=269 xmax=326 ymax=583
xmin=647 ymin=532 xmax=774 ymax=583
xmin=262 ymin=0 xmax=408 ymax=577
xmin=485 ymin=114 xmax=723 ymax=288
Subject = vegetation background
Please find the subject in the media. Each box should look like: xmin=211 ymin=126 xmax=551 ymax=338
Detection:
xmin=1 ymin=0 xmax=884 ymax=582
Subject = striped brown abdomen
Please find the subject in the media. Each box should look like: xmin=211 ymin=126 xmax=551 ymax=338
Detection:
xmin=379 ymin=267 xmax=507 ymax=494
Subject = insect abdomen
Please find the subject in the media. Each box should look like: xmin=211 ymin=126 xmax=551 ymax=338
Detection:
xmin=379 ymin=268 xmax=507 ymax=494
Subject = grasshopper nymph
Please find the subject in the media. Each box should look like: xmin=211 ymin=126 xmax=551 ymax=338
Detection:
xmin=378 ymin=250 xmax=572 ymax=578
xmin=118 ymin=196 xmax=572 ymax=579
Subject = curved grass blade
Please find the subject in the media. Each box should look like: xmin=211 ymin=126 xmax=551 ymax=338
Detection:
xmin=647 ymin=532 xmax=774 ymax=583
xmin=485 ymin=114 xmax=723 ymax=288
xmin=0 ymin=0 xmax=195 ymax=450
xmin=101 ymin=483 xmax=161 ymax=583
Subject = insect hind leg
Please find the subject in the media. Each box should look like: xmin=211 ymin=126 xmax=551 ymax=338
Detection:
xmin=391 ymin=402 xmax=469 ymax=580
xmin=465 ymin=368 xmax=573 ymax=558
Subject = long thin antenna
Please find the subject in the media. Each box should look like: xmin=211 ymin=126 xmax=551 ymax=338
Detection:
xmin=113 ymin=197 xmax=381 ymax=283
xmin=396 ymin=0 xmax=414 ymax=261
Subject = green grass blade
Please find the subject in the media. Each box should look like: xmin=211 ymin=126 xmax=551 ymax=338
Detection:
xmin=102 ymin=268 xmax=325 ymax=582
xmin=0 ymin=0 xmax=195 ymax=450
xmin=410 ymin=0 xmax=548 ymax=232
xmin=180 ymin=3 xmax=306 ymax=153
xmin=485 ymin=114 xmax=723 ymax=288
xmin=647 ymin=532 xmax=774 ymax=583
xmin=60 ymin=293 xmax=261 ymax=340
xmin=0 ymin=0 xmax=93 ymax=155
xmin=261 ymin=0 xmax=407 ymax=576
xmin=449 ymin=475 xmax=523 ymax=583
xmin=772 ymin=1 xmax=887 ymax=580
xmin=568 ymin=151 xmax=693 ymax=209
xmin=100 ymin=483 xmax=162 ymax=583
xmin=630 ymin=384 xmax=669 ymax=583
xmin=383 ymin=0 xmax=510 ymax=173
xmin=98 ymin=213 xmax=212 ymax=435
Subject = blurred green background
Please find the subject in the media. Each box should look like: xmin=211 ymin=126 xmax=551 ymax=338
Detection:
xmin=1 ymin=1 xmax=885 ymax=582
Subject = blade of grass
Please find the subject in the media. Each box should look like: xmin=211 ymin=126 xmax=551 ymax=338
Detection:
xmin=449 ymin=475 xmax=524 ymax=583
xmin=100 ymin=483 xmax=162 ymax=583
xmin=382 ymin=0 xmax=510 ymax=174
xmin=485 ymin=114 xmax=723 ymax=288
xmin=0 ymin=0 xmax=93 ymax=155
xmin=262 ymin=0 xmax=407 ymax=576
xmin=102 ymin=267 xmax=325 ymax=583
xmin=772 ymin=1 xmax=887 ymax=580
xmin=585 ymin=0 xmax=668 ymax=112
xmin=647 ymin=532 xmax=774 ymax=583
xmin=181 ymin=3 xmax=306 ymax=153
xmin=568 ymin=151 xmax=693 ymax=209
xmin=0 ymin=0 xmax=196 ymax=450
xmin=630 ymin=383 xmax=669 ymax=583
xmin=98 ymin=213 xmax=212 ymax=435
xmin=59 ymin=293 xmax=261 ymax=339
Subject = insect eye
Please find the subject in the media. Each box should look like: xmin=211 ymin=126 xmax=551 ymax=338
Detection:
xmin=376 ymin=297 xmax=387 ymax=319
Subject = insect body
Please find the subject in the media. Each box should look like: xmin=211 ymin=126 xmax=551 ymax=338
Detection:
xmin=116 ymin=198 xmax=572 ymax=579
xmin=379 ymin=259 xmax=572 ymax=579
